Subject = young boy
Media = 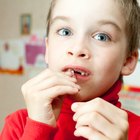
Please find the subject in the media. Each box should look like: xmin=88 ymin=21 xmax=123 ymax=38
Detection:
xmin=1 ymin=0 xmax=140 ymax=139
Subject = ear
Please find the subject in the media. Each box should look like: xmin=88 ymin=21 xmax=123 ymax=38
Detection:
xmin=45 ymin=37 xmax=49 ymax=64
xmin=121 ymin=50 xmax=139 ymax=76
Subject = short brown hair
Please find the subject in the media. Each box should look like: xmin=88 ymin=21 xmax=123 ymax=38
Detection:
xmin=46 ymin=0 xmax=56 ymax=37
xmin=46 ymin=0 xmax=140 ymax=54
xmin=119 ymin=0 xmax=140 ymax=54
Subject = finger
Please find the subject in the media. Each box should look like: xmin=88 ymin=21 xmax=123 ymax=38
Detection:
xmin=22 ymin=70 xmax=77 ymax=94
xmin=39 ymin=85 xmax=79 ymax=101
xmin=64 ymin=69 xmax=75 ymax=77
xmin=75 ymin=112 xmax=124 ymax=140
xmin=74 ymin=126 xmax=109 ymax=140
xmin=25 ymin=75 xmax=80 ymax=93
xmin=24 ymin=68 xmax=76 ymax=87
xmin=25 ymin=69 xmax=54 ymax=85
xmin=72 ymin=98 xmax=128 ymax=128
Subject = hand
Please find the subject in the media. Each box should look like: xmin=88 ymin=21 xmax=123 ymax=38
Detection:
xmin=21 ymin=68 xmax=80 ymax=126
xmin=71 ymin=98 xmax=128 ymax=140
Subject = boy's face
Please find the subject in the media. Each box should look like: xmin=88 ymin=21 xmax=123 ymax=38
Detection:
xmin=45 ymin=0 xmax=135 ymax=101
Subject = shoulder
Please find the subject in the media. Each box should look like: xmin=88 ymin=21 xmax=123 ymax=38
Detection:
xmin=126 ymin=110 xmax=140 ymax=124
xmin=5 ymin=109 xmax=28 ymax=127
xmin=126 ymin=110 xmax=140 ymax=139
xmin=1 ymin=109 xmax=28 ymax=137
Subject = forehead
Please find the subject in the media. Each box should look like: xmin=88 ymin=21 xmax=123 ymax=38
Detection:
xmin=52 ymin=0 xmax=125 ymax=28
xmin=53 ymin=0 xmax=122 ymax=18
xmin=50 ymin=0 xmax=127 ymax=35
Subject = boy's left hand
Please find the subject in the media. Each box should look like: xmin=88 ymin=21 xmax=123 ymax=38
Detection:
xmin=71 ymin=98 xmax=128 ymax=140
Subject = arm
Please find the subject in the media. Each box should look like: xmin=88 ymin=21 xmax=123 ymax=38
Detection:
xmin=21 ymin=118 xmax=58 ymax=140
xmin=0 ymin=110 xmax=57 ymax=140
xmin=1 ymin=68 xmax=79 ymax=140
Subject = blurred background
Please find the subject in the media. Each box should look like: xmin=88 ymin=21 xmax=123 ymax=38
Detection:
xmin=0 ymin=0 xmax=51 ymax=130
xmin=0 ymin=0 xmax=140 ymax=131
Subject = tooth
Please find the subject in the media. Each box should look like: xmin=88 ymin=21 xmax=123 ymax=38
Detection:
xmin=71 ymin=70 xmax=75 ymax=75
xmin=81 ymin=72 xmax=85 ymax=76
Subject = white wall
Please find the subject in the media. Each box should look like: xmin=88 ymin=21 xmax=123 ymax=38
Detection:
xmin=0 ymin=0 xmax=51 ymax=39
xmin=0 ymin=0 xmax=51 ymax=131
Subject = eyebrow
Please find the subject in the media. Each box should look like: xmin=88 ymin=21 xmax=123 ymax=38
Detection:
xmin=50 ymin=16 xmax=71 ymax=26
xmin=97 ymin=20 xmax=122 ymax=32
xmin=50 ymin=16 xmax=122 ymax=32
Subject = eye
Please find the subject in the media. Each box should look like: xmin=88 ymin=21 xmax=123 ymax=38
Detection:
xmin=57 ymin=28 xmax=72 ymax=36
xmin=94 ymin=33 xmax=110 ymax=42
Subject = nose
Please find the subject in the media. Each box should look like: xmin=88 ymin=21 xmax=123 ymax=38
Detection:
xmin=67 ymin=41 xmax=91 ymax=59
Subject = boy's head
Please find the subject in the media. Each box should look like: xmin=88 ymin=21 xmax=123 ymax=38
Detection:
xmin=45 ymin=0 xmax=139 ymax=101
xmin=46 ymin=0 xmax=140 ymax=55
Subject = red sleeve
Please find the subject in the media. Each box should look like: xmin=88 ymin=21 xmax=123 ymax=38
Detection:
xmin=0 ymin=109 xmax=57 ymax=140
xmin=21 ymin=118 xmax=57 ymax=140
xmin=126 ymin=111 xmax=140 ymax=140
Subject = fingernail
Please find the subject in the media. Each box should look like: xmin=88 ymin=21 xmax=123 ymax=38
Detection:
xmin=71 ymin=103 xmax=79 ymax=111
xmin=73 ymin=88 xmax=79 ymax=93
xmin=65 ymin=69 xmax=75 ymax=77
xmin=70 ymin=70 xmax=75 ymax=77
xmin=77 ymin=85 xmax=81 ymax=90
xmin=74 ymin=84 xmax=80 ymax=90
xmin=74 ymin=130 xmax=80 ymax=136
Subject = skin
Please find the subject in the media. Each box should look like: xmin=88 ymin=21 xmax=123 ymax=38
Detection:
xmin=22 ymin=0 xmax=138 ymax=139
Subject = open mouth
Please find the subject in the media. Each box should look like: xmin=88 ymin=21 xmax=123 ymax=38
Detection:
xmin=68 ymin=68 xmax=89 ymax=76
xmin=62 ymin=66 xmax=91 ymax=80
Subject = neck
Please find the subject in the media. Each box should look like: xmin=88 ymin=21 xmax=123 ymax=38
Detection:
xmin=100 ymin=79 xmax=122 ymax=107
xmin=62 ymin=79 xmax=122 ymax=115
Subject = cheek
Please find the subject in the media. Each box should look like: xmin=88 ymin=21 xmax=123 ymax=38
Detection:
xmin=95 ymin=53 xmax=124 ymax=76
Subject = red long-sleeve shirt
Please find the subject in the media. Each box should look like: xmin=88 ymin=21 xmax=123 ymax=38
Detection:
xmin=1 ymin=80 xmax=140 ymax=140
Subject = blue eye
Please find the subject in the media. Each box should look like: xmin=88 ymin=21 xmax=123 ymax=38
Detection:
xmin=94 ymin=33 xmax=110 ymax=41
xmin=57 ymin=28 xmax=72 ymax=36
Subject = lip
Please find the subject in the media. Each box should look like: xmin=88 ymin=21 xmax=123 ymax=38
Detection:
xmin=62 ymin=65 xmax=92 ymax=81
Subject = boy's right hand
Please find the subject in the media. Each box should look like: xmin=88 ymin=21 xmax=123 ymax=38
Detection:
xmin=21 ymin=69 xmax=80 ymax=127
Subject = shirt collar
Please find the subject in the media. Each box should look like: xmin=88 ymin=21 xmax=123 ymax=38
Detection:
xmin=61 ymin=79 xmax=122 ymax=114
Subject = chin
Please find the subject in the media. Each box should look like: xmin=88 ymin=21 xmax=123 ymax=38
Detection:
xmin=67 ymin=93 xmax=93 ymax=102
